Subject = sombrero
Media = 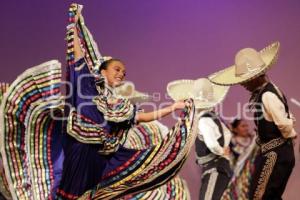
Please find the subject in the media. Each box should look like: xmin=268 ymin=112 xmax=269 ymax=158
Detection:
xmin=115 ymin=81 xmax=150 ymax=104
xmin=209 ymin=41 xmax=280 ymax=86
xmin=167 ymin=78 xmax=229 ymax=109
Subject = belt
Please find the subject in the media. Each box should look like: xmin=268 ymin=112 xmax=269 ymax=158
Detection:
xmin=256 ymin=137 xmax=289 ymax=153
xmin=196 ymin=153 xmax=218 ymax=165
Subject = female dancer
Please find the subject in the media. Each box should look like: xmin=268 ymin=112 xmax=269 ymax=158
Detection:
xmin=221 ymin=119 xmax=259 ymax=200
xmin=0 ymin=3 xmax=196 ymax=200
xmin=229 ymin=119 xmax=256 ymax=166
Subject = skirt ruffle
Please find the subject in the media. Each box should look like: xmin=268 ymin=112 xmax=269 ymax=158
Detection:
xmin=0 ymin=82 xmax=12 ymax=200
xmin=221 ymin=144 xmax=259 ymax=200
xmin=0 ymin=60 xmax=64 ymax=200
xmin=1 ymin=60 xmax=196 ymax=200
xmin=79 ymin=100 xmax=196 ymax=199
xmin=120 ymin=176 xmax=190 ymax=200
xmin=122 ymin=121 xmax=191 ymax=200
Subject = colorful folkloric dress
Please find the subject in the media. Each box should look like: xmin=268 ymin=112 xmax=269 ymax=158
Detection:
xmin=120 ymin=176 xmax=190 ymax=200
xmin=0 ymin=4 xmax=196 ymax=200
xmin=0 ymin=60 xmax=65 ymax=200
xmin=221 ymin=135 xmax=259 ymax=200
xmin=0 ymin=83 xmax=12 ymax=200
xmin=120 ymin=121 xmax=191 ymax=200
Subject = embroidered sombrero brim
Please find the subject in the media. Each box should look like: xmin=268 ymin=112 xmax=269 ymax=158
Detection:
xmin=167 ymin=79 xmax=229 ymax=109
xmin=209 ymin=41 xmax=280 ymax=86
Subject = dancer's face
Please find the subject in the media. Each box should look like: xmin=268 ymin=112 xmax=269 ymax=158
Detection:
xmin=233 ymin=120 xmax=250 ymax=137
xmin=240 ymin=75 xmax=267 ymax=92
xmin=101 ymin=60 xmax=126 ymax=87
xmin=241 ymin=78 xmax=259 ymax=92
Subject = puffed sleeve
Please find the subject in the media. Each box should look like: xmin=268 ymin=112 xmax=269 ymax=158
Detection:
xmin=262 ymin=91 xmax=297 ymax=138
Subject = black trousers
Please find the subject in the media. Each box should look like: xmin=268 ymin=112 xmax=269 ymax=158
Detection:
xmin=199 ymin=158 xmax=232 ymax=200
xmin=249 ymin=141 xmax=295 ymax=200
xmin=0 ymin=194 xmax=6 ymax=200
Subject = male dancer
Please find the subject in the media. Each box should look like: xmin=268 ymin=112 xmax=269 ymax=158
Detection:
xmin=209 ymin=42 xmax=296 ymax=200
xmin=167 ymin=78 xmax=232 ymax=200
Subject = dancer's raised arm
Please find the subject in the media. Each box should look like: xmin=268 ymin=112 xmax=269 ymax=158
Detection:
xmin=66 ymin=4 xmax=101 ymax=73
xmin=66 ymin=4 xmax=84 ymax=64
xmin=72 ymin=10 xmax=84 ymax=60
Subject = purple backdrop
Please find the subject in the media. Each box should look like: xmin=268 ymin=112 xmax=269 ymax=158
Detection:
xmin=1 ymin=1 xmax=300 ymax=199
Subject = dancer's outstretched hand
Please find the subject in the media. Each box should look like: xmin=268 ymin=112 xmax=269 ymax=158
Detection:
xmin=223 ymin=147 xmax=231 ymax=158
xmin=172 ymin=101 xmax=186 ymax=111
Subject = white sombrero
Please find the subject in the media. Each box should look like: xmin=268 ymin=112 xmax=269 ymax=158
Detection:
xmin=167 ymin=78 xmax=229 ymax=109
xmin=115 ymin=81 xmax=150 ymax=104
xmin=209 ymin=41 xmax=280 ymax=86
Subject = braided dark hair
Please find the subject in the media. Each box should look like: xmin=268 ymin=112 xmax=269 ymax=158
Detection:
xmin=231 ymin=118 xmax=243 ymax=129
xmin=99 ymin=58 xmax=122 ymax=72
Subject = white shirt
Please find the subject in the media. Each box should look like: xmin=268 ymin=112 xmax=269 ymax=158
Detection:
xmin=197 ymin=110 xmax=232 ymax=157
xmin=261 ymin=90 xmax=297 ymax=138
